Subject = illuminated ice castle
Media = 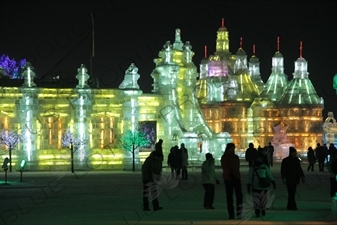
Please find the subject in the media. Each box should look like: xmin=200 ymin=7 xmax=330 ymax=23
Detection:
xmin=0 ymin=20 xmax=324 ymax=171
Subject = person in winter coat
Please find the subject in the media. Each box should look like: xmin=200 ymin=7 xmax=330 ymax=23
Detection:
xmin=315 ymin=143 xmax=326 ymax=172
xmin=221 ymin=143 xmax=243 ymax=219
xmin=142 ymin=150 xmax=163 ymax=211
xmin=307 ymin=147 xmax=316 ymax=172
xmin=245 ymin=143 xmax=258 ymax=167
xmin=281 ymin=147 xmax=305 ymax=210
xmin=173 ymin=145 xmax=182 ymax=178
xmin=247 ymin=153 xmax=276 ymax=218
xmin=167 ymin=147 xmax=176 ymax=177
xmin=201 ymin=153 xmax=220 ymax=209
xmin=180 ymin=143 xmax=189 ymax=180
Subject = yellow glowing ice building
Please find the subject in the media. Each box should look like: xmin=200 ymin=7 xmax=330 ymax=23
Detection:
xmin=197 ymin=20 xmax=324 ymax=156
xmin=0 ymin=21 xmax=324 ymax=171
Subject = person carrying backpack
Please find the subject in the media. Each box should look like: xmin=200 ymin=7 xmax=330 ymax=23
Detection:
xmin=247 ymin=152 xmax=276 ymax=218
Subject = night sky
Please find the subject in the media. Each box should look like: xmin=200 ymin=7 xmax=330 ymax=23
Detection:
xmin=1 ymin=1 xmax=336 ymax=116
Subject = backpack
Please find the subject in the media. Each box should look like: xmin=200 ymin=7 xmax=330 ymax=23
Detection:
xmin=253 ymin=165 xmax=271 ymax=188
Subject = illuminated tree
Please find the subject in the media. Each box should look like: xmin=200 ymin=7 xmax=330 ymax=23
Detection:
xmin=120 ymin=130 xmax=150 ymax=172
xmin=61 ymin=129 xmax=88 ymax=173
xmin=0 ymin=54 xmax=26 ymax=79
xmin=0 ymin=129 xmax=26 ymax=172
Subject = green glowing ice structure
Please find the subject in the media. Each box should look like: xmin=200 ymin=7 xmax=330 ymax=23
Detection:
xmin=22 ymin=62 xmax=36 ymax=88
xmin=260 ymin=51 xmax=288 ymax=102
xmin=72 ymin=64 xmax=92 ymax=166
xmin=119 ymin=63 xmax=143 ymax=170
xmin=19 ymin=63 xmax=38 ymax=168
xmin=152 ymin=29 xmax=232 ymax=160
xmin=248 ymin=53 xmax=264 ymax=94
xmin=278 ymin=56 xmax=323 ymax=107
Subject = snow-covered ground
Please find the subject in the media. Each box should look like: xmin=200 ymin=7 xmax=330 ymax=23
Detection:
xmin=0 ymin=162 xmax=335 ymax=225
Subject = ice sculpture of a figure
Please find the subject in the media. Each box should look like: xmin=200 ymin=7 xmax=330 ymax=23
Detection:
xmin=119 ymin=63 xmax=140 ymax=89
xmin=271 ymin=122 xmax=294 ymax=160
xmin=323 ymin=112 xmax=337 ymax=145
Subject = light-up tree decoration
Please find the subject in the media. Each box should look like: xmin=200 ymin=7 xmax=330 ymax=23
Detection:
xmin=0 ymin=129 xmax=26 ymax=172
xmin=61 ymin=130 xmax=88 ymax=173
xmin=120 ymin=130 xmax=150 ymax=172
xmin=0 ymin=54 xmax=26 ymax=79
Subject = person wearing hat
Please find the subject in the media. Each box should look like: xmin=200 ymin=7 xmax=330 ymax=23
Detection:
xmin=281 ymin=147 xmax=305 ymax=210
xmin=142 ymin=150 xmax=163 ymax=211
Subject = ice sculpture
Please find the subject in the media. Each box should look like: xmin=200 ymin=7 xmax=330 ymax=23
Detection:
xmin=271 ymin=123 xmax=294 ymax=160
xmin=323 ymin=112 xmax=337 ymax=145
xmin=119 ymin=63 xmax=140 ymax=89
xmin=278 ymin=42 xmax=323 ymax=107
xmin=22 ymin=62 xmax=36 ymax=88
xmin=119 ymin=63 xmax=143 ymax=170
xmin=248 ymin=45 xmax=264 ymax=94
xmin=154 ymin=30 xmax=232 ymax=160
xmin=76 ymin=64 xmax=90 ymax=89
xmin=260 ymin=51 xmax=288 ymax=102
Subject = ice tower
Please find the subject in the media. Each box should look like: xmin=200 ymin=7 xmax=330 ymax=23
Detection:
xmin=152 ymin=29 xmax=232 ymax=159
xmin=248 ymin=45 xmax=264 ymax=94
xmin=261 ymin=37 xmax=288 ymax=102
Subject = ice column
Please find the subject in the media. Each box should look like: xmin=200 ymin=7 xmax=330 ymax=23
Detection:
xmin=19 ymin=63 xmax=39 ymax=168
xmin=119 ymin=63 xmax=142 ymax=170
xmin=73 ymin=65 xmax=92 ymax=166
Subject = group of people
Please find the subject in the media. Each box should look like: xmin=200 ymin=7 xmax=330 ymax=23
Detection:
xmin=142 ymin=139 xmax=333 ymax=220
xmin=245 ymin=142 xmax=274 ymax=168
xmin=141 ymin=139 xmax=189 ymax=211
xmin=202 ymin=142 xmax=305 ymax=219
xmin=307 ymin=143 xmax=337 ymax=198
xmin=167 ymin=143 xmax=189 ymax=180
xmin=307 ymin=143 xmax=337 ymax=172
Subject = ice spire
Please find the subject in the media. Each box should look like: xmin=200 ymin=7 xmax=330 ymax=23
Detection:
xmin=226 ymin=37 xmax=259 ymax=102
xmin=278 ymin=41 xmax=323 ymax=106
xmin=119 ymin=63 xmax=140 ymax=89
xmin=215 ymin=18 xmax=230 ymax=54
xmin=22 ymin=62 xmax=36 ymax=88
xmin=260 ymin=37 xmax=288 ymax=102
xmin=248 ymin=45 xmax=264 ymax=93
xmin=234 ymin=37 xmax=247 ymax=73
xmin=76 ymin=64 xmax=90 ymax=89
xmin=173 ymin=29 xmax=183 ymax=51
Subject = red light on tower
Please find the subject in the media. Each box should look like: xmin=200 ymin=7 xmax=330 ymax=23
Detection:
xmin=299 ymin=41 xmax=303 ymax=58
xmin=253 ymin=44 xmax=256 ymax=55
xmin=222 ymin=18 xmax=224 ymax=27
xmin=240 ymin=37 xmax=243 ymax=49
xmin=277 ymin=36 xmax=280 ymax=51
xmin=204 ymin=45 xmax=207 ymax=58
